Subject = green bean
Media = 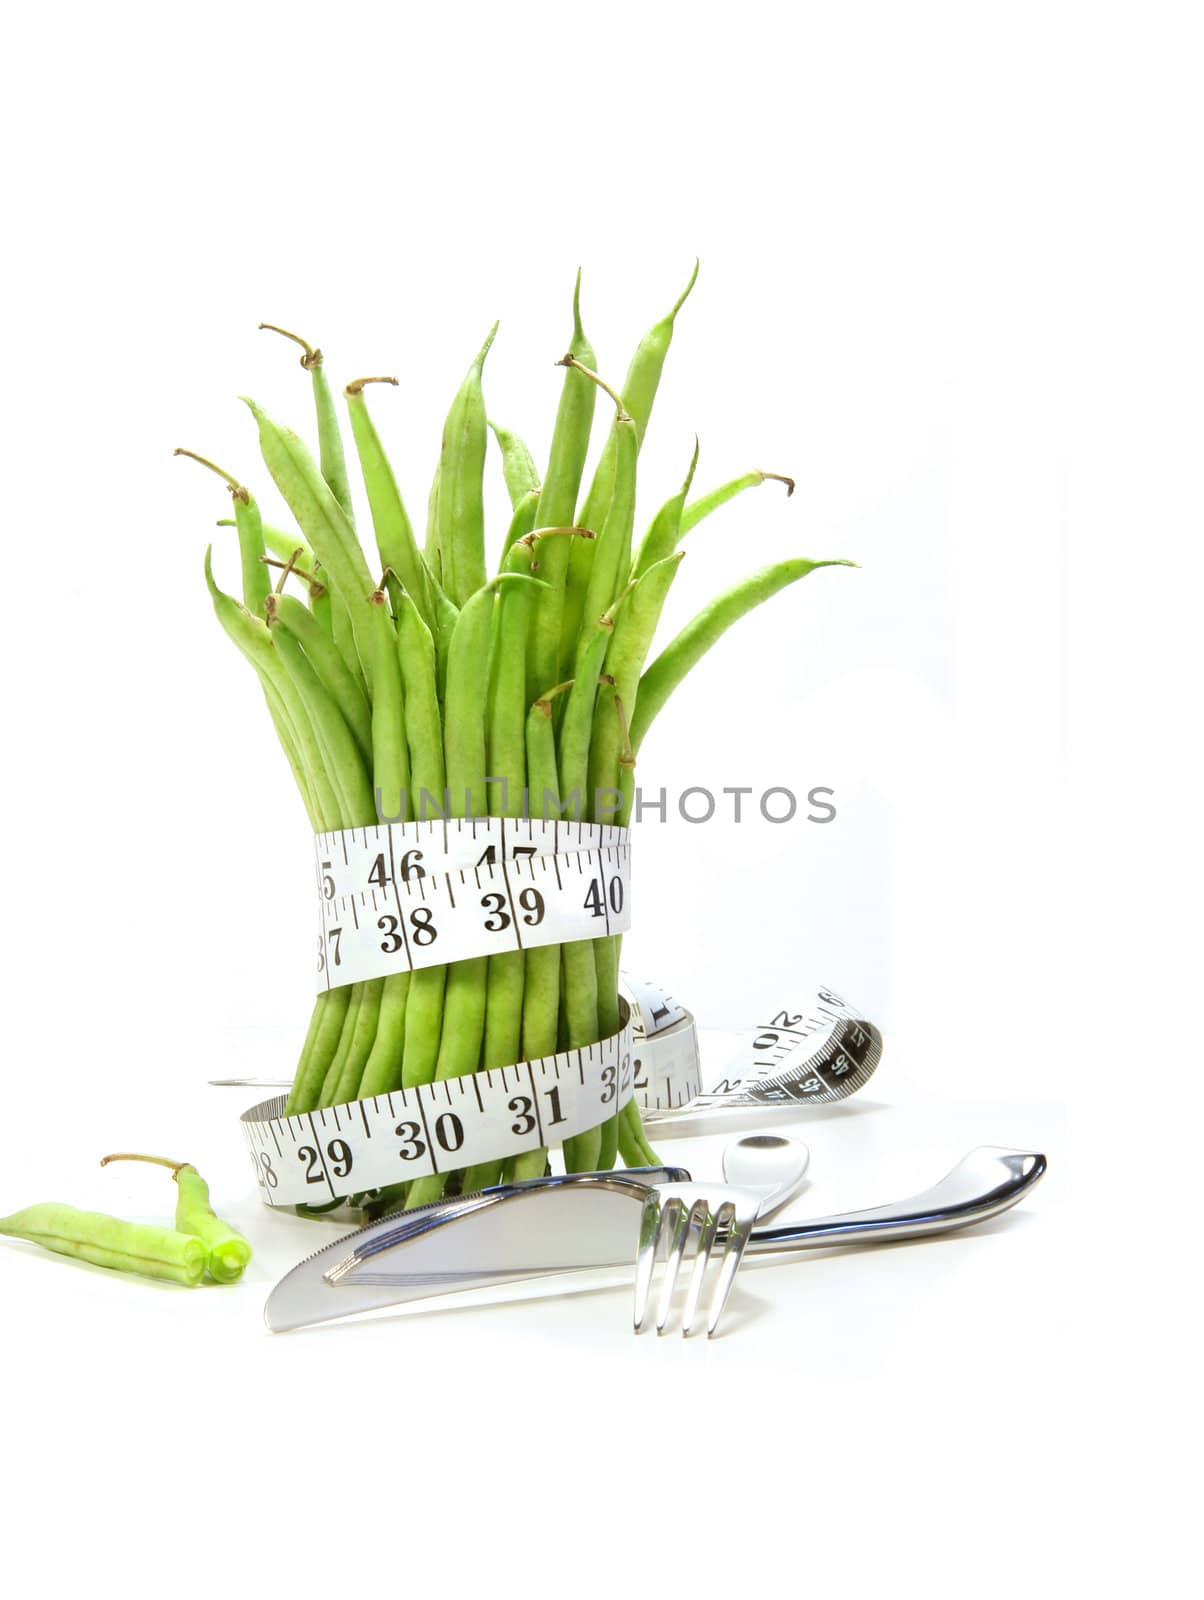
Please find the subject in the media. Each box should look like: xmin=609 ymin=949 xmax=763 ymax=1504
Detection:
xmin=511 ymin=680 xmax=574 ymax=1182
xmin=560 ymin=265 xmax=696 ymax=671
xmin=259 ymin=325 xmax=365 ymax=682
xmin=559 ymin=939 xmax=601 ymax=1172
xmin=423 ymin=459 xmax=442 ymax=585
xmin=243 ymin=398 xmax=378 ymax=694
xmin=437 ymin=324 xmax=498 ymax=605
xmin=329 ymin=977 xmax=385 ymax=1103
xmin=265 ymin=592 xmax=372 ymax=767
xmin=287 ymin=988 xmax=354 ymax=1113
xmin=443 ymin=576 xmax=540 ymax=818
xmin=630 ymin=559 xmax=857 ymax=754
xmin=259 ymin=324 xmax=356 ymax=523
xmin=356 ymin=587 xmax=412 ymax=1096
xmin=681 ymin=468 xmax=795 ymax=535
xmin=203 ymin=549 xmax=341 ymax=831
xmin=589 ymin=552 xmax=686 ymax=813
xmin=401 ymin=965 xmax=446 ymax=1090
xmin=320 ymin=983 xmax=365 ymax=1102
xmin=529 ymin=273 xmax=598 ymax=696
xmin=220 ymin=517 xmax=317 ymax=573
xmin=262 ymin=611 xmax=380 ymax=1108
xmin=558 ymin=607 xmax=623 ymax=813
xmin=363 ymin=588 xmax=409 ymax=824
xmin=401 ymin=583 xmax=498 ymax=1206
xmin=580 ymin=392 xmax=638 ymax=636
xmin=630 ymin=439 xmax=699 ymax=580
xmin=489 ymin=420 xmax=540 ymax=507
xmin=393 ymin=594 xmax=449 ymax=1098
xmin=405 ymin=576 xmax=539 ymax=1207
xmin=269 ymin=614 xmax=375 ymax=826
xmin=176 ymin=450 xmax=270 ymax=616
xmin=259 ymin=671 xmax=320 ymax=826
xmin=359 ymin=972 xmax=410 ymax=1098
xmin=409 ymin=452 xmax=461 ymax=687
xmin=98 ymin=1154 xmax=252 ymax=1283
xmin=395 ymin=595 xmax=445 ymax=813
xmin=260 ymin=522 xmax=316 ymax=569
xmin=586 ymin=553 xmax=686 ymax=1170
xmin=345 ymin=376 xmax=442 ymax=632
xmin=0 ymin=1204 xmax=206 ymax=1285
xmin=466 ymin=546 xmax=539 ymax=1191
xmin=576 ymin=261 xmax=699 ymax=533
xmin=498 ymin=486 xmax=541 ymax=569
xmin=559 ymin=515 xmax=617 ymax=1172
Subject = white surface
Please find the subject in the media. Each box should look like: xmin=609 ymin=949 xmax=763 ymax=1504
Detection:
xmin=1 ymin=1037 xmax=1064 ymax=1596
xmin=4 ymin=0 xmax=1197 ymax=1592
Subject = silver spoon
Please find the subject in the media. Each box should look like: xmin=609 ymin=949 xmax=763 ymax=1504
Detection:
xmin=722 ymin=1134 xmax=810 ymax=1218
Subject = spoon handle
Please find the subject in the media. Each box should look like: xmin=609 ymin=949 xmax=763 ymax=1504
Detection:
xmin=745 ymin=1147 xmax=1046 ymax=1257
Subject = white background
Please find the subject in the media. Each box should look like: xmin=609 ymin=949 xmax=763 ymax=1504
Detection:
xmin=0 ymin=2 xmax=1194 ymax=1595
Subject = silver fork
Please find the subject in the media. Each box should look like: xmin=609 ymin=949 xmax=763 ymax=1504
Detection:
xmin=632 ymin=1182 xmax=763 ymax=1338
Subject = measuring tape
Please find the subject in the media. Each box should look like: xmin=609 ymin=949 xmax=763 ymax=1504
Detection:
xmin=314 ymin=818 xmax=630 ymax=989
xmin=237 ymin=822 xmax=882 ymax=1208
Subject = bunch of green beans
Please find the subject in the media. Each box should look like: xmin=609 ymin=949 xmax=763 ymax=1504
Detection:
xmin=185 ymin=270 xmax=852 ymax=1208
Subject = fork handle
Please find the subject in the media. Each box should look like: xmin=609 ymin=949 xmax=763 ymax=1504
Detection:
xmin=745 ymin=1147 xmax=1046 ymax=1256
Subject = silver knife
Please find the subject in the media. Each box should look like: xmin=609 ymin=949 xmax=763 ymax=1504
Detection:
xmin=265 ymin=1147 xmax=1046 ymax=1332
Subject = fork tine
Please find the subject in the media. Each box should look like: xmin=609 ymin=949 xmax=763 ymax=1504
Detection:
xmin=705 ymin=1204 xmax=755 ymax=1338
xmin=632 ymin=1189 xmax=662 ymax=1332
xmin=681 ymin=1203 xmax=720 ymax=1335
xmin=656 ymin=1198 xmax=707 ymax=1333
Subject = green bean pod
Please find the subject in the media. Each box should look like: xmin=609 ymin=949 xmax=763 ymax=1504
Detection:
xmin=173 ymin=1167 xmax=251 ymax=1282
xmin=576 ymin=261 xmax=699 ymax=533
xmin=586 ymin=551 xmax=687 ymax=1171
xmin=270 ymin=618 xmax=376 ymax=827
xmin=99 ymin=1155 xmax=253 ymax=1283
xmin=265 ymin=592 xmax=372 ymax=767
xmin=423 ymin=459 xmax=442 ymax=584
xmin=405 ymin=577 xmax=539 ymax=1207
xmin=575 ymin=409 xmax=638 ymax=671
xmin=402 ymin=583 xmax=499 ymax=1207
xmin=0 ymin=1204 xmax=206 ymax=1285
xmin=244 ymin=399 xmax=378 ymax=694
xmin=512 ymin=681 xmax=573 ymax=1182
xmin=328 ymin=977 xmax=385 ymax=1104
xmin=681 ymin=468 xmax=795 ymax=535
xmin=357 ymin=588 xmax=412 ymax=1097
xmin=489 ymin=420 xmax=541 ymax=508
xmin=630 ymin=559 xmax=857 ymax=755
xmin=177 ymin=451 xmax=272 ymax=618
xmin=589 ymin=552 xmax=686 ymax=814
xmin=259 ymin=670 xmax=319 ymax=827
xmin=287 ymin=988 xmax=354 ymax=1113
xmin=437 ymin=324 xmax=498 ymax=606
xmin=259 ymin=324 xmax=355 ymax=523
xmin=258 ymin=326 xmax=364 ymax=679
xmin=530 ymin=276 xmax=598 ymax=696
xmin=257 ymin=521 xmax=316 ymax=570
xmin=345 ymin=377 xmax=442 ymax=632
xmin=631 ymin=439 xmax=700 ymax=579
xmin=467 ymin=548 xmax=538 ymax=1190
xmin=498 ymin=486 xmax=541 ymax=569
xmin=394 ymin=595 xmax=449 ymax=1097
xmin=203 ymin=550 xmax=341 ymax=831
xmin=395 ymin=595 xmax=446 ymax=815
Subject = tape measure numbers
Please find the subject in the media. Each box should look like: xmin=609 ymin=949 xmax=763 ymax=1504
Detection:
xmin=236 ymin=824 xmax=883 ymax=1209
xmin=315 ymin=818 xmax=631 ymax=990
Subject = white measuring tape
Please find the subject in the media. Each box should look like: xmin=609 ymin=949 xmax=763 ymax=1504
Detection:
xmin=238 ymin=821 xmax=882 ymax=1209
xmin=314 ymin=818 xmax=630 ymax=989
